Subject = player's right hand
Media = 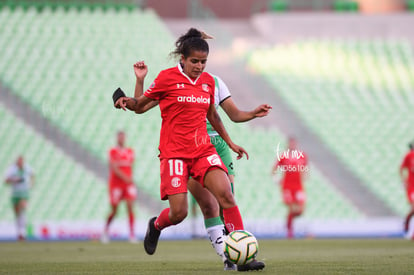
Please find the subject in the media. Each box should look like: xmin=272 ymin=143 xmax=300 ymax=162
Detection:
xmin=133 ymin=61 xmax=148 ymax=81
xmin=115 ymin=97 xmax=129 ymax=111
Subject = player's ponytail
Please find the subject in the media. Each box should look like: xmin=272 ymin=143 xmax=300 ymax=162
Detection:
xmin=171 ymin=28 xmax=212 ymax=59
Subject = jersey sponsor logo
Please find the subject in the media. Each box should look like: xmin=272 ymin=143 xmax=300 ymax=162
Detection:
xmin=207 ymin=154 xmax=222 ymax=166
xmin=202 ymin=83 xmax=210 ymax=92
xmin=171 ymin=177 xmax=182 ymax=188
xmin=177 ymin=95 xmax=210 ymax=104
xmin=177 ymin=83 xmax=185 ymax=89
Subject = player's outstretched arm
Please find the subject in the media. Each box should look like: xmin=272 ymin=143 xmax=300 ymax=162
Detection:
xmin=114 ymin=95 xmax=153 ymax=114
xmin=109 ymin=159 xmax=133 ymax=184
xmin=114 ymin=61 xmax=157 ymax=113
xmin=400 ymin=166 xmax=408 ymax=187
xmin=207 ymin=105 xmax=248 ymax=160
xmin=220 ymin=98 xmax=272 ymax=123
xmin=4 ymin=175 xmax=21 ymax=184
xmin=133 ymin=61 xmax=159 ymax=113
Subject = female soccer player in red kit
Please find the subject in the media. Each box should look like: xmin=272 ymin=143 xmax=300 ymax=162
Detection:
xmin=115 ymin=29 xmax=250 ymax=257
xmin=272 ymin=137 xmax=308 ymax=239
xmin=400 ymin=142 xmax=414 ymax=239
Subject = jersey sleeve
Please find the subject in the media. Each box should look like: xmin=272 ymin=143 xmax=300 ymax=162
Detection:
xmin=275 ymin=158 xmax=284 ymax=168
xmin=109 ymin=148 xmax=117 ymax=162
xmin=401 ymin=154 xmax=409 ymax=169
xmin=3 ymin=166 xmax=15 ymax=181
xmin=129 ymin=148 xmax=135 ymax=162
xmin=26 ymin=165 xmax=34 ymax=177
xmin=215 ymin=75 xmax=231 ymax=104
xmin=144 ymin=70 xmax=168 ymax=101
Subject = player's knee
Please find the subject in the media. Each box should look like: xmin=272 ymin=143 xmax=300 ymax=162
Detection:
xmin=218 ymin=191 xmax=236 ymax=209
xmin=110 ymin=205 xmax=118 ymax=214
xmin=169 ymin=208 xmax=188 ymax=224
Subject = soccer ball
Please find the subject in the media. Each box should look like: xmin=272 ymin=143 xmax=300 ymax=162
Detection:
xmin=223 ymin=230 xmax=258 ymax=265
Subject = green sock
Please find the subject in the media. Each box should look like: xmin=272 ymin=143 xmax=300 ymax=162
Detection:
xmin=204 ymin=216 xmax=224 ymax=228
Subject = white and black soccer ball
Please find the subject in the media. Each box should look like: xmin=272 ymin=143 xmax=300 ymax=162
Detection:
xmin=224 ymin=230 xmax=259 ymax=265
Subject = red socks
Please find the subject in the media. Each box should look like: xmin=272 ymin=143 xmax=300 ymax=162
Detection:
xmin=105 ymin=212 xmax=115 ymax=230
xmin=154 ymin=206 xmax=244 ymax=233
xmin=129 ymin=212 xmax=134 ymax=236
xmin=223 ymin=206 xmax=244 ymax=232
xmin=404 ymin=210 xmax=414 ymax=232
xmin=154 ymin=208 xmax=174 ymax=231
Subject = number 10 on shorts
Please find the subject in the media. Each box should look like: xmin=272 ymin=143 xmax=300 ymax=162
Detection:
xmin=168 ymin=159 xmax=184 ymax=176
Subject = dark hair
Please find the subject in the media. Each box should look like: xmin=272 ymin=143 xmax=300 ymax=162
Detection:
xmin=410 ymin=143 xmax=413 ymax=150
xmin=170 ymin=28 xmax=209 ymax=59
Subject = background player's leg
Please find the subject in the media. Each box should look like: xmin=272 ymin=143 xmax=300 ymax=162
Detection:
xmin=102 ymin=204 xmax=118 ymax=243
xmin=228 ymin=174 xmax=235 ymax=194
xmin=14 ymin=200 xmax=27 ymax=241
xmin=404 ymin=203 xmax=414 ymax=235
xmin=106 ymin=205 xmax=118 ymax=231
xmin=288 ymin=203 xmax=304 ymax=239
xmin=286 ymin=203 xmax=295 ymax=239
xmin=126 ymin=199 xmax=136 ymax=243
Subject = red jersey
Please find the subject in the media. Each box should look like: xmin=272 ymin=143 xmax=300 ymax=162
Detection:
xmin=275 ymin=152 xmax=307 ymax=189
xmin=144 ymin=64 xmax=216 ymax=159
xmin=401 ymin=150 xmax=414 ymax=187
xmin=108 ymin=146 xmax=134 ymax=185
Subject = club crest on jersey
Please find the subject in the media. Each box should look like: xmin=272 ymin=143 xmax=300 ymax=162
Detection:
xmin=148 ymin=81 xmax=155 ymax=90
xmin=202 ymin=83 xmax=210 ymax=92
xmin=177 ymin=83 xmax=185 ymax=89
xmin=171 ymin=177 xmax=182 ymax=188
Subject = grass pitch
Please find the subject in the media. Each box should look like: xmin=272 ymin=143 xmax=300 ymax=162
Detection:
xmin=0 ymin=239 xmax=413 ymax=274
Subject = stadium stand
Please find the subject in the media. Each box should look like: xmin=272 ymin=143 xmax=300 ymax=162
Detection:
xmin=0 ymin=3 xmax=169 ymax=200
xmin=0 ymin=2 xmax=364 ymax=234
xmin=247 ymin=38 xmax=414 ymax=216
xmin=0 ymin=102 xmax=111 ymax=222
xmin=219 ymin=112 xmax=363 ymax=220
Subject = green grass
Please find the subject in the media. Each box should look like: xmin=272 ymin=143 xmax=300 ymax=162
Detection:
xmin=0 ymin=239 xmax=413 ymax=274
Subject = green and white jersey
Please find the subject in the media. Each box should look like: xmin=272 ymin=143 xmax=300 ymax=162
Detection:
xmin=206 ymin=74 xmax=231 ymax=136
xmin=4 ymin=164 xmax=33 ymax=198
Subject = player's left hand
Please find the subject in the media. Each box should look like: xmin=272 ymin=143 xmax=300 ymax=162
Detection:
xmin=229 ymin=143 xmax=249 ymax=160
xmin=253 ymin=104 xmax=272 ymax=117
xmin=133 ymin=61 xmax=148 ymax=81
